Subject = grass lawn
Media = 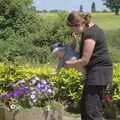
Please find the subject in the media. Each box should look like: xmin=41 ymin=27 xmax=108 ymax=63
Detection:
xmin=38 ymin=12 xmax=120 ymax=31
xmin=92 ymin=13 xmax=120 ymax=30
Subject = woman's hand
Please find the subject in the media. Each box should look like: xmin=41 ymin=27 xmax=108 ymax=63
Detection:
xmin=72 ymin=32 xmax=77 ymax=41
xmin=71 ymin=32 xmax=77 ymax=49
xmin=65 ymin=60 xmax=77 ymax=68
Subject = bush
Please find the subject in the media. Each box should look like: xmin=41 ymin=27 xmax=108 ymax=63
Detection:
xmin=112 ymin=64 xmax=120 ymax=103
xmin=50 ymin=68 xmax=84 ymax=104
xmin=106 ymin=29 xmax=120 ymax=63
xmin=0 ymin=63 xmax=120 ymax=108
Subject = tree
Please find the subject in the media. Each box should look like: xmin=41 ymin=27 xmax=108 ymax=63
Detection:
xmin=80 ymin=4 xmax=83 ymax=12
xmin=103 ymin=0 xmax=120 ymax=15
xmin=91 ymin=1 xmax=96 ymax=12
xmin=0 ymin=0 xmax=42 ymax=62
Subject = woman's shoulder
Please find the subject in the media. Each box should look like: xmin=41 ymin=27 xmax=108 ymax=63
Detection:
xmin=83 ymin=24 xmax=104 ymax=40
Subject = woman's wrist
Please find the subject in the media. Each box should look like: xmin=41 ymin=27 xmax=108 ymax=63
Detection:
xmin=75 ymin=58 xmax=88 ymax=67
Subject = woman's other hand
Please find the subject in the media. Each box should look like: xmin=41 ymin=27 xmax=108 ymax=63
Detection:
xmin=65 ymin=60 xmax=77 ymax=68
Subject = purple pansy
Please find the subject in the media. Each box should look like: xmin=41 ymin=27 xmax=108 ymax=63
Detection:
xmin=20 ymin=88 xmax=29 ymax=94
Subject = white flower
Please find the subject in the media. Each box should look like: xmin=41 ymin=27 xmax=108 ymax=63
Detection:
xmin=47 ymin=105 xmax=50 ymax=111
xmin=31 ymin=79 xmax=37 ymax=85
xmin=48 ymin=89 xmax=52 ymax=93
xmin=10 ymin=104 xmax=16 ymax=110
xmin=33 ymin=99 xmax=37 ymax=103
xmin=19 ymin=79 xmax=26 ymax=84
xmin=31 ymin=94 xmax=36 ymax=99
xmin=34 ymin=76 xmax=40 ymax=81
xmin=32 ymin=91 xmax=37 ymax=95
xmin=37 ymin=83 xmax=41 ymax=88
xmin=41 ymin=79 xmax=47 ymax=85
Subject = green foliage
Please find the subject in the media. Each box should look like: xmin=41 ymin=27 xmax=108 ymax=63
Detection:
xmin=1 ymin=5 xmax=120 ymax=64
xmin=0 ymin=0 xmax=51 ymax=63
xmin=51 ymin=68 xmax=84 ymax=104
xmin=106 ymin=29 xmax=120 ymax=63
xmin=0 ymin=63 xmax=120 ymax=106
xmin=0 ymin=6 xmax=72 ymax=63
xmin=112 ymin=64 xmax=120 ymax=102
xmin=0 ymin=63 xmax=84 ymax=104
xmin=103 ymin=0 xmax=120 ymax=15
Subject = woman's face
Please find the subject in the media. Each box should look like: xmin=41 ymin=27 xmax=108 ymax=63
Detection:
xmin=71 ymin=23 xmax=85 ymax=33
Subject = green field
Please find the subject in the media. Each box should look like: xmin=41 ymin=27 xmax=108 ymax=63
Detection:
xmin=38 ymin=12 xmax=120 ymax=63
xmin=39 ymin=12 xmax=120 ymax=30
xmin=92 ymin=13 xmax=120 ymax=30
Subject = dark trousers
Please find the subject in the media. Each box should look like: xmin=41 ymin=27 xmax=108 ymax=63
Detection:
xmin=80 ymin=85 xmax=106 ymax=120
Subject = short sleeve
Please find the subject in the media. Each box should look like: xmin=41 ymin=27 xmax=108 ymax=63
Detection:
xmin=83 ymin=31 xmax=96 ymax=41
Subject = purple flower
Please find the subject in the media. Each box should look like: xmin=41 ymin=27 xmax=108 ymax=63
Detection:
xmin=20 ymin=88 xmax=29 ymax=94
xmin=37 ymin=83 xmax=45 ymax=90
xmin=12 ymin=88 xmax=29 ymax=97
xmin=13 ymin=91 xmax=21 ymax=97
xmin=7 ymin=92 xmax=14 ymax=98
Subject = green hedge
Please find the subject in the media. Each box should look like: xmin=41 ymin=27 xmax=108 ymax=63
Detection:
xmin=0 ymin=63 xmax=120 ymax=104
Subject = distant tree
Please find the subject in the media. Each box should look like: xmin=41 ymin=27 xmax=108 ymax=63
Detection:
xmin=42 ymin=9 xmax=48 ymax=13
xmin=102 ymin=9 xmax=108 ymax=13
xmin=80 ymin=4 xmax=83 ymax=12
xmin=49 ymin=9 xmax=58 ymax=13
xmin=91 ymin=1 xmax=96 ymax=12
xmin=103 ymin=0 xmax=120 ymax=15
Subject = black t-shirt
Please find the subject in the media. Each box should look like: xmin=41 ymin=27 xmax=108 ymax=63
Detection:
xmin=80 ymin=25 xmax=112 ymax=71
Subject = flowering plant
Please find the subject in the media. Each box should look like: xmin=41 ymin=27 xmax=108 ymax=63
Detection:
xmin=0 ymin=76 xmax=56 ymax=111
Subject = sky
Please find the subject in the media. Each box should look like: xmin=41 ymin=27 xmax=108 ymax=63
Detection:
xmin=33 ymin=0 xmax=107 ymax=12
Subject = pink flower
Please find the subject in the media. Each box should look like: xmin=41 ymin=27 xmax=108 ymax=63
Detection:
xmin=104 ymin=95 xmax=112 ymax=103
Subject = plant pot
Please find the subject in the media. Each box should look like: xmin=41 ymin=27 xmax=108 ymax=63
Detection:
xmin=0 ymin=105 xmax=63 ymax=120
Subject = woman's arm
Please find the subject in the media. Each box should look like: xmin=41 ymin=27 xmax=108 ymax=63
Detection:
xmin=65 ymin=39 xmax=96 ymax=67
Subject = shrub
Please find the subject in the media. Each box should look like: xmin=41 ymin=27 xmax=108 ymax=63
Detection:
xmin=51 ymin=68 xmax=84 ymax=104
xmin=0 ymin=63 xmax=120 ymax=107
xmin=112 ymin=64 xmax=120 ymax=103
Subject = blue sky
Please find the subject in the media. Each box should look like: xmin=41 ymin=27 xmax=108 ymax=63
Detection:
xmin=33 ymin=0 xmax=107 ymax=12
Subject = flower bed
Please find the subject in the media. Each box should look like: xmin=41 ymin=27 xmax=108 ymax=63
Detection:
xmin=0 ymin=76 xmax=63 ymax=120
xmin=0 ymin=76 xmax=56 ymax=111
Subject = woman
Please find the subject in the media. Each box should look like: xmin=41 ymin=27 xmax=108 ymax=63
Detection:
xmin=65 ymin=11 xmax=113 ymax=120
